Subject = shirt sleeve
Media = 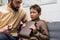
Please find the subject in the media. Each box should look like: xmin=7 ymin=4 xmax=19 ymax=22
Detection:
xmin=21 ymin=11 xmax=28 ymax=23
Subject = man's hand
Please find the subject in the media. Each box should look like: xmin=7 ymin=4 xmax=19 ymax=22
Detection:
xmin=0 ymin=25 xmax=12 ymax=34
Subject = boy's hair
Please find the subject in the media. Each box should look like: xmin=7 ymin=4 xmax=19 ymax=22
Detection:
xmin=30 ymin=4 xmax=41 ymax=14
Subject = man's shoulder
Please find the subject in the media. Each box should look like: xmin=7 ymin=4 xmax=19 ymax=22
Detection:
xmin=19 ymin=7 xmax=26 ymax=13
xmin=0 ymin=5 xmax=9 ymax=14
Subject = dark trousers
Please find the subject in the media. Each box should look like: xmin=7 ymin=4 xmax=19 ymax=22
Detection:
xmin=0 ymin=33 xmax=18 ymax=40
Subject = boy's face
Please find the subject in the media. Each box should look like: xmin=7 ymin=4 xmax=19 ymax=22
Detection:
xmin=30 ymin=8 xmax=40 ymax=20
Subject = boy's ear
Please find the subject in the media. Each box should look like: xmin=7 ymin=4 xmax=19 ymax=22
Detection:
xmin=10 ymin=0 xmax=13 ymax=2
xmin=39 ymin=12 xmax=41 ymax=16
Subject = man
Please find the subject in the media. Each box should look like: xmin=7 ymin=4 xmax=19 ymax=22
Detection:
xmin=20 ymin=4 xmax=49 ymax=40
xmin=0 ymin=0 xmax=28 ymax=40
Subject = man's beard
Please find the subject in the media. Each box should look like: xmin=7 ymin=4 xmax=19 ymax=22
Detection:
xmin=10 ymin=2 xmax=18 ymax=12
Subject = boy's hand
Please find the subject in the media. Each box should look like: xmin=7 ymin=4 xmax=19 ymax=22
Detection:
xmin=29 ymin=24 xmax=36 ymax=30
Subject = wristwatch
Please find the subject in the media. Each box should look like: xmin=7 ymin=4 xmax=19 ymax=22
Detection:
xmin=8 ymin=25 xmax=13 ymax=30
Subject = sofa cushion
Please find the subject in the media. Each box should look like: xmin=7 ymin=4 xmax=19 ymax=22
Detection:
xmin=47 ymin=22 xmax=60 ymax=40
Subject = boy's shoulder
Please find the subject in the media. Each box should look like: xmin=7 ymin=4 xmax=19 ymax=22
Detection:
xmin=37 ymin=19 xmax=47 ymax=25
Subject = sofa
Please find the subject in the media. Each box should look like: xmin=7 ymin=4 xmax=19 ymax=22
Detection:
xmin=47 ymin=22 xmax=60 ymax=40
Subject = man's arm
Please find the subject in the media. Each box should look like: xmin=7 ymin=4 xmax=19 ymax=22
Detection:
xmin=21 ymin=10 xmax=28 ymax=23
xmin=20 ymin=10 xmax=28 ymax=29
